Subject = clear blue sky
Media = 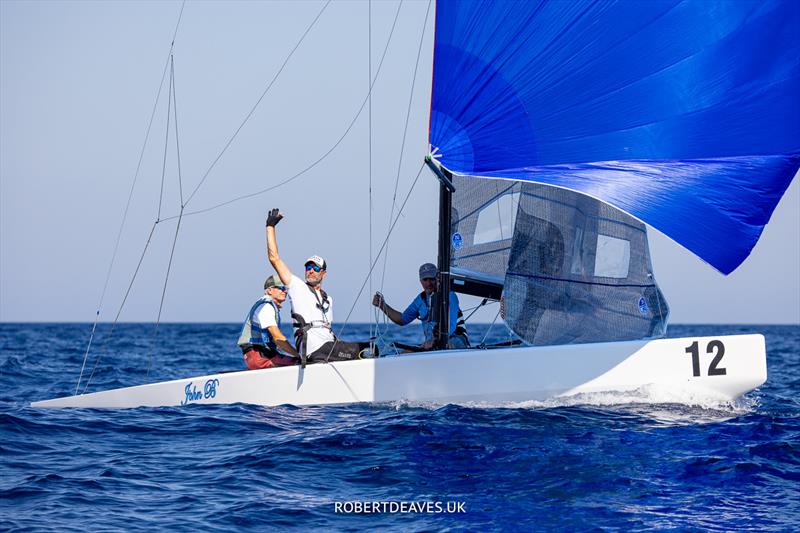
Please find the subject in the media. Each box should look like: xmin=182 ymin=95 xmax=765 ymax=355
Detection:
xmin=1 ymin=0 xmax=798 ymax=325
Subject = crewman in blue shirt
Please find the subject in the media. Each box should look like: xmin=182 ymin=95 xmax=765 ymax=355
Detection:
xmin=372 ymin=263 xmax=469 ymax=350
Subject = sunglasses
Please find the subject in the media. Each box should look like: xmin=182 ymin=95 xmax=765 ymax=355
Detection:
xmin=269 ymin=286 xmax=288 ymax=292
xmin=305 ymin=264 xmax=323 ymax=273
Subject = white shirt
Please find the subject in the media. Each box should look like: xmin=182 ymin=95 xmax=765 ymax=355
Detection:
xmin=287 ymin=274 xmax=334 ymax=354
xmin=255 ymin=300 xmax=278 ymax=329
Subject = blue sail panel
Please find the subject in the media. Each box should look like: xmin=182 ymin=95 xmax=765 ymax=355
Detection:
xmin=429 ymin=0 xmax=800 ymax=274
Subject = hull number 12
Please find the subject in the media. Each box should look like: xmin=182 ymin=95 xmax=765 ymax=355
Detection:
xmin=685 ymin=340 xmax=727 ymax=377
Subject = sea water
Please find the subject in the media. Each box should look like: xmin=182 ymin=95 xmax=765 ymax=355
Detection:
xmin=1 ymin=323 xmax=798 ymax=531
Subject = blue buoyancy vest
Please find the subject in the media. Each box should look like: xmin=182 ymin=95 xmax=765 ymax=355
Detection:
xmin=238 ymin=296 xmax=280 ymax=353
xmin=419 ymin=291 xmax=469 ymax=343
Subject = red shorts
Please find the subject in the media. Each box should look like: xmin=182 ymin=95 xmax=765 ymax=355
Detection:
xmin=244 ymin=349 xmax=298 ymax=370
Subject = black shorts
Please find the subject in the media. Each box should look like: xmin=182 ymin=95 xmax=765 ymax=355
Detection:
xmin=307 ymin=340 xmax=375 ymax=363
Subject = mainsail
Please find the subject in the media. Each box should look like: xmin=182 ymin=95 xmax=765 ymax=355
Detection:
xmin=429 ymin=0 xmax=800 ymax=275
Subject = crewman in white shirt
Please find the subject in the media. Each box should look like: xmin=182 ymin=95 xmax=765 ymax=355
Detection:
xmin=265 ymin=208 xmax=375 ymax=362
xmin=238 ymin=275 xmax=300 ymax=370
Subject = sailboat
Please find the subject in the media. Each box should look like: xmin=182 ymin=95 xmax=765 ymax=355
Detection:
xmin=33 ymin=0 xmax=798 ymax=409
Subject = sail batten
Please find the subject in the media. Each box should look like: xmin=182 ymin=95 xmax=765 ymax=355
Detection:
xmin=430 ymin=0 xmax=800 ymax=274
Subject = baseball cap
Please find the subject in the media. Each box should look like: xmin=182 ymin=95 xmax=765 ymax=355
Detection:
xmin=264 ymin=275 xmax=287 ymax=290
xmin=419 ymin=263 xmax=438 ymax=280
xmin=305 ymin=255 xmax=327 ymax=270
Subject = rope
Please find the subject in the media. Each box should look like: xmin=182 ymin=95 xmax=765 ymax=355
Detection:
xmin=478 ymin=309 xmax=502 ymax=348
xmin=182 ymin=0 xmax=332 ymax=208
xmin=75 ymin=0 xmax=186 ymax=395
xmin=379 ymin=0 xmax=432 ymax=292
xmin=325 ymin=163 xmax=425 ymax=362
xmin=462 ymin=298 xmax=490 ymax=322
xmin=158 ymin=0 xmax=405 ymax=223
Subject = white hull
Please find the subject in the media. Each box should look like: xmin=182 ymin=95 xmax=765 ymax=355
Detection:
xmin=31 ymin=334 xmax=767 ymax=409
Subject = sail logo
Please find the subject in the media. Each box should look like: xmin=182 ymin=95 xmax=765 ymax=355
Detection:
xmin=452 ymin=232 xmax=463 ymax=250
xmin=180 ymin=378 xmax=220 ymax=405
xmin=638 ymin=297 xmax=649 ymax=315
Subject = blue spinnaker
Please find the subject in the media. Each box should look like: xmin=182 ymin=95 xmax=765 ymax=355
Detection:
xmin=429 ymin=0 xmax=799 ymax=274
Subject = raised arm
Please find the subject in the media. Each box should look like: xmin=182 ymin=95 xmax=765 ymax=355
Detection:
xmin=372 ymin=292 xmax=405 ymax=325
xmin=266 ymin=208 xmax=292 ymax=286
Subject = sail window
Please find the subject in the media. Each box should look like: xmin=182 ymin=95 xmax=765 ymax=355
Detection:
xmin=473 ymin=192 xmax=520 ymax=245
xmin=594 ymin=234 xmax=630 ymax=279
xmin=454 ymin=177 xmax=668 ymax=345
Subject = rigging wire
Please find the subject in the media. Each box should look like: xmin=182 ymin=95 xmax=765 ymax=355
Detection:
xmin=326 ymin=163 xmax=426 ymax=362
xmin=147 ymin=212 xmax=183 ymax=379
xmin=379 ymin=0 xmax=433 ymax=293
xmin=182 ymin=0 xmax=333 ymax=208
xmin=82 ymin=222 xmax=159 ymax=394
xmin=75 ymin=0 xmax=186 ymax=395
xmin=158 ymin=0 xmax=406 ymax=223
xmin=368 ymin=0 xmax=374 ymax=347
xmin=172 ymin=59 xmax=185 ymax=206
xmin=147 ymin=57 xmax=186 ymax=380
xmin=156 ymin=59 xmax=174 ymax=222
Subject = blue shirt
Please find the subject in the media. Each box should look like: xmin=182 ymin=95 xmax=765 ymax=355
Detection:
xmin=401 ymin=291 xmax=460 ymax=342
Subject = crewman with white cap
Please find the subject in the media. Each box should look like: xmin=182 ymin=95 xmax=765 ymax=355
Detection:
xmin=265 ymin=208 xmax=374 ymax=362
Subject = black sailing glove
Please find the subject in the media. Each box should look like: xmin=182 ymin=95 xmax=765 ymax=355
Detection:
xmin=266 ymin=208 xmax=283 ymax=227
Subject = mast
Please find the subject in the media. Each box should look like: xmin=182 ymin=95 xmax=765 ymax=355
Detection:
xmin=425 ymin=156 xmax=455 ymax=350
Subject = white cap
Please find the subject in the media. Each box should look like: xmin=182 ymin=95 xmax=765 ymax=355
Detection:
xmin=305 ymin=255 xmax=327 ymax=270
